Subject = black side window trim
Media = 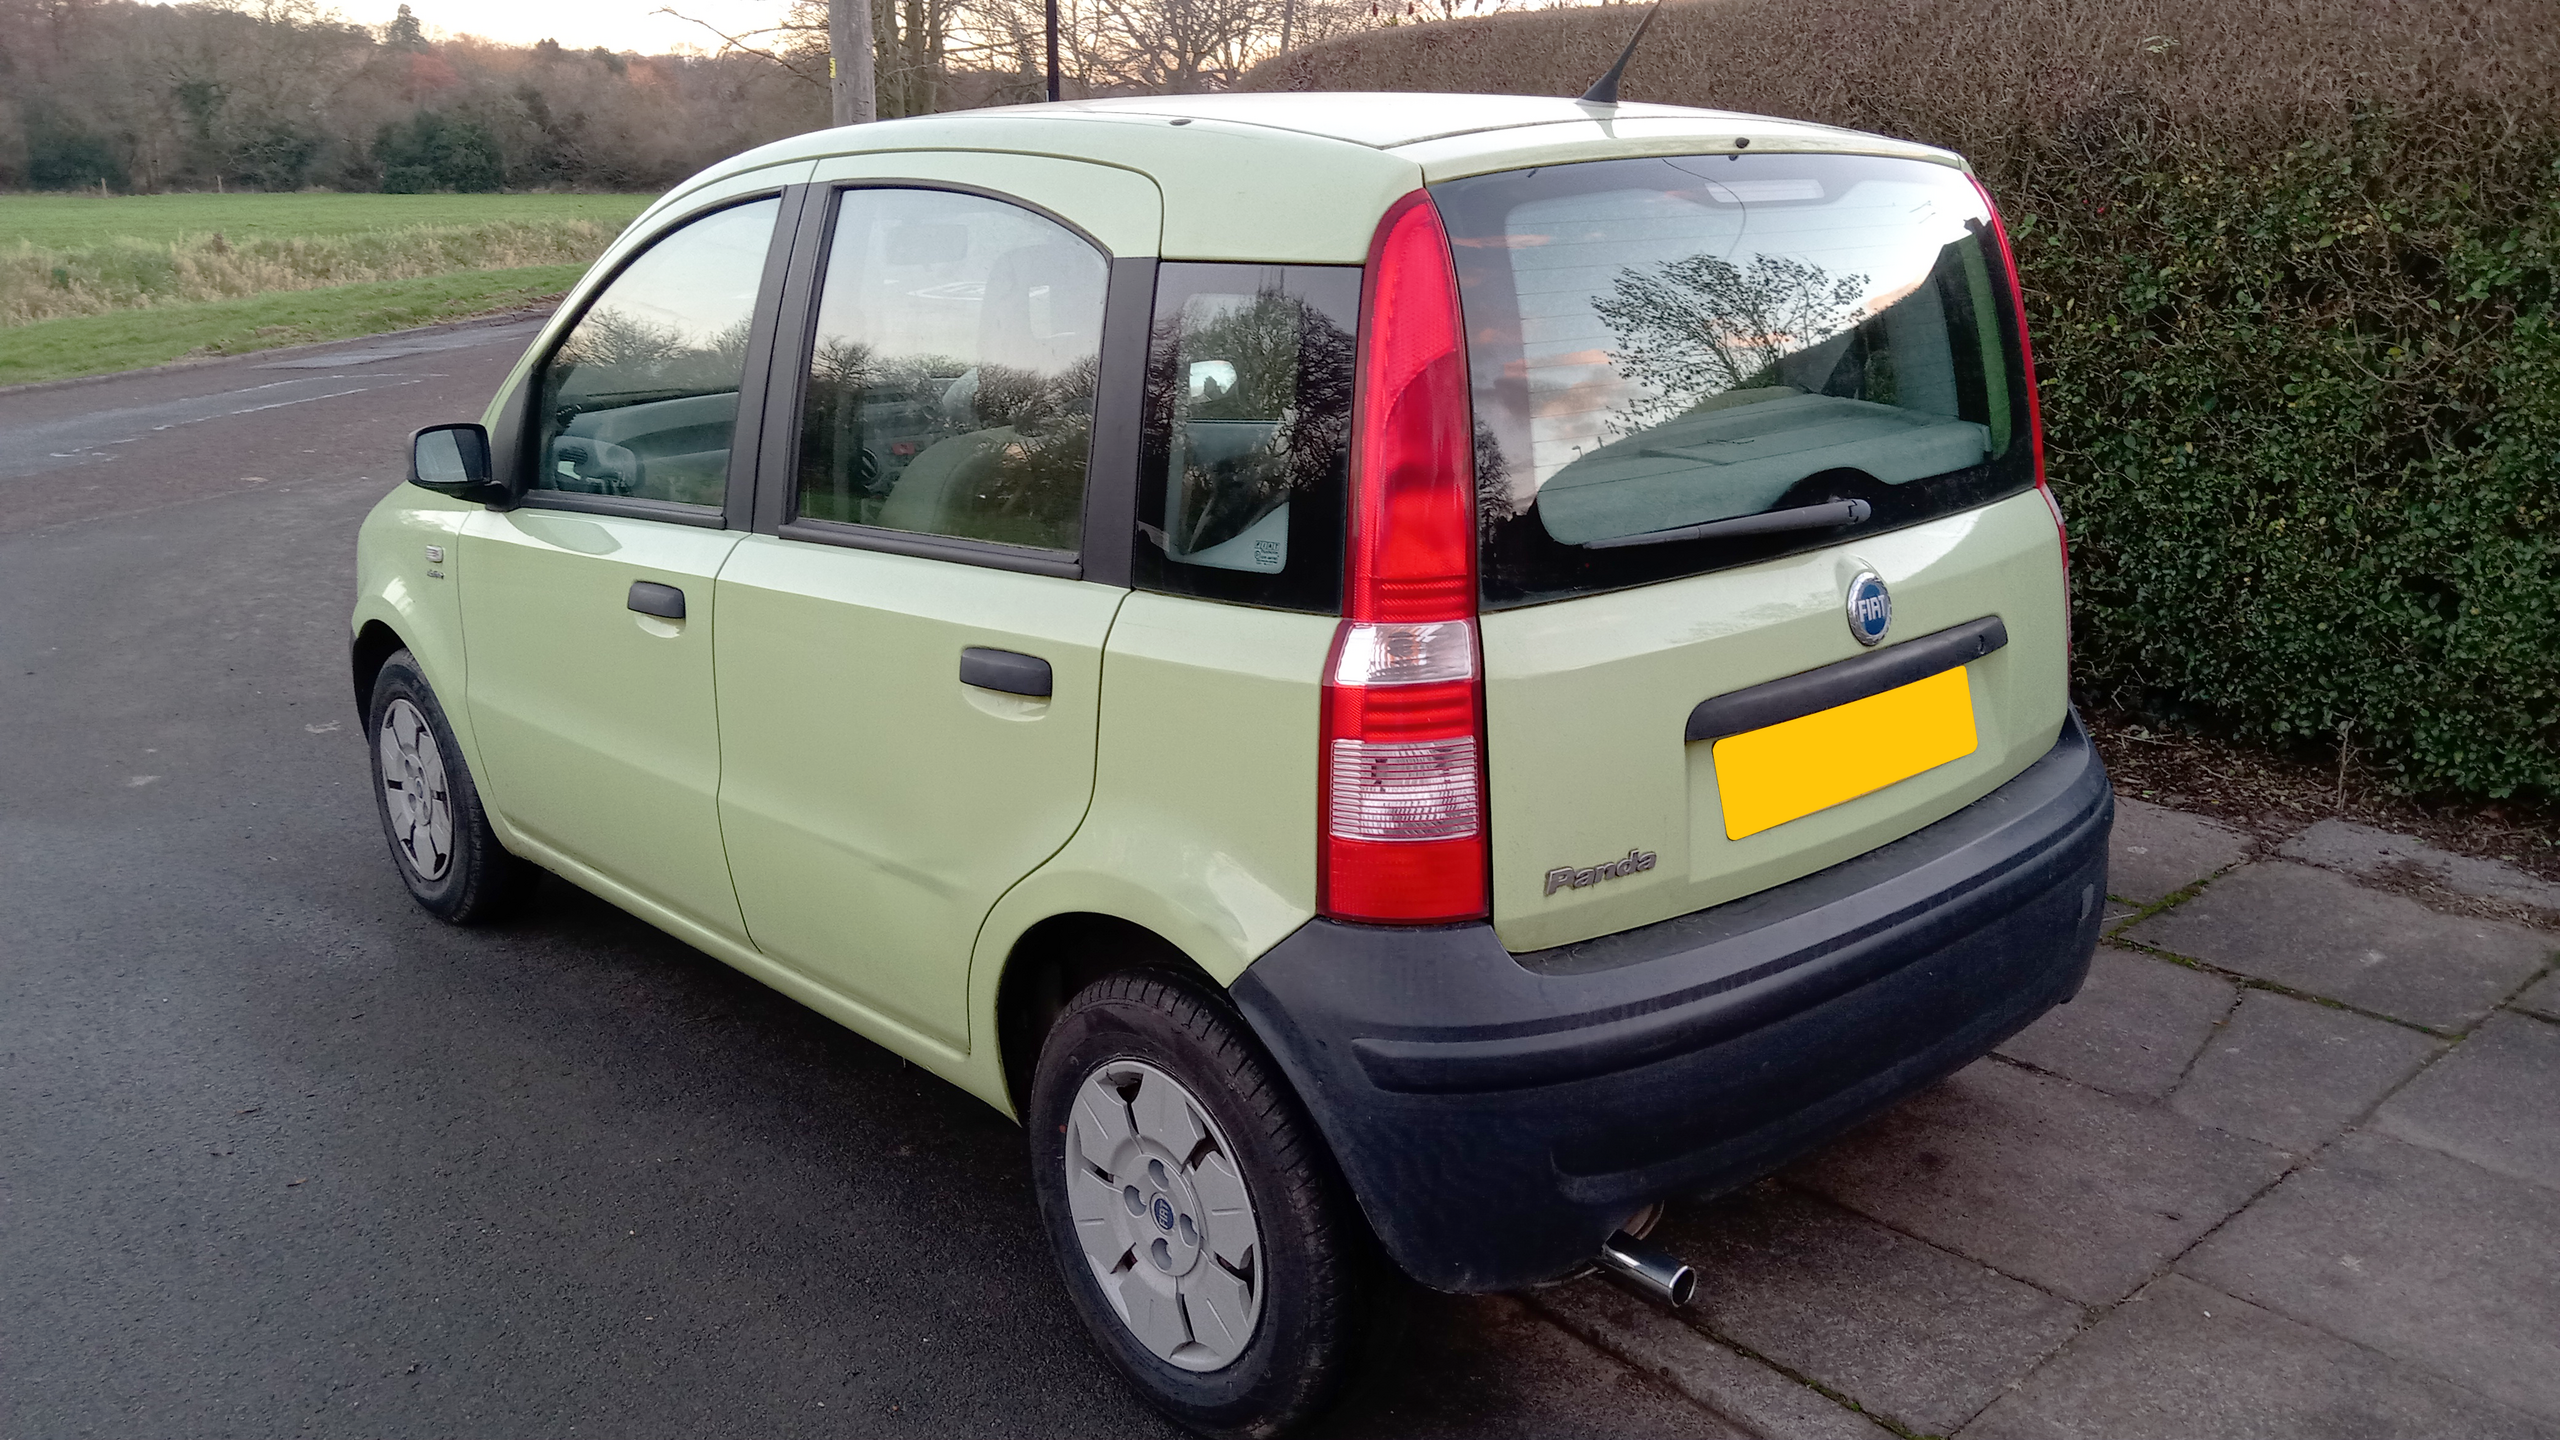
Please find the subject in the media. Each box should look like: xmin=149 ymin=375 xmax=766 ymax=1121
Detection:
xmin=496 ymin=184 xmax=807 ymax=530
xmin=750 ymin=178 xmax=1151 ymax=586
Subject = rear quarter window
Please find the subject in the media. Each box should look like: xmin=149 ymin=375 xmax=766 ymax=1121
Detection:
xmin=1432 ymin=154 xmax=2037 ymax=608
xmin=1131 ymin=262 xmax=1360 ymax=614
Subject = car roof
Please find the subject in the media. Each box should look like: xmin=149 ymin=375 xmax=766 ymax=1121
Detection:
xmin=992 ymin=92 xmax=1773 ymax=149
xmin=650 ymin=93 xmax=1967 ymax=265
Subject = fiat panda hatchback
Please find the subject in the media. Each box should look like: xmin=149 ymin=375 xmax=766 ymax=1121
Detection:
xmin=354 ymin=91 xmax=2110 ymax=1437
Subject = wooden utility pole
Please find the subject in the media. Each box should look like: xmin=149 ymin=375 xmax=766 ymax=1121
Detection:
xmin=830 ymin=0 xmax=877 ymax=126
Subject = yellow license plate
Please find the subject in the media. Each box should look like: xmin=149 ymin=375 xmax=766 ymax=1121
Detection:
xmin=1712 ymin=666 xmax=1978 ymax=840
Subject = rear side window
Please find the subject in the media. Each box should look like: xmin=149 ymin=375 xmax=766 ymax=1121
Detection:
xmin=1133 ymin=262 xmax=1360 ymax=613
xmin=794 ymin=186 xmax=1108 ymax=554
xmin=1432 ymin=155 xmax=2036 ymax=608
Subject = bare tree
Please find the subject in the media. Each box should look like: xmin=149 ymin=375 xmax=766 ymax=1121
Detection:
xmin=1088 ymin=0 xmax=1275 ymax=92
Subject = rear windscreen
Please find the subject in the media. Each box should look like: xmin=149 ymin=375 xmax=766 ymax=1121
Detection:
xmin=1432 ymin=154 xmax=2037 ymax=608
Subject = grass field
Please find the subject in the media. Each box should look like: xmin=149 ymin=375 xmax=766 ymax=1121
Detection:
xmin=0 ymin=264 xmax=589 ymax=387
xmin=0 ymin=193 xmax=653 ymax=249
xmin=0 ymin=192 xmax=653 ymax=384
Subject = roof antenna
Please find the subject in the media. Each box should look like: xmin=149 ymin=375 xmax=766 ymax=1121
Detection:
xmin=1579 ymin=1 xmax=1662 ymax=107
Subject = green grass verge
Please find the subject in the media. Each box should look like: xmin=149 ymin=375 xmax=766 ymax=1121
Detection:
xmin=0 ymin=263 xmax=585 ymax=387
xmin=0 ymin=192 xmax=655 ymax=248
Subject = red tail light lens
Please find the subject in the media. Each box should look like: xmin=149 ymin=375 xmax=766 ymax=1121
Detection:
xmin=1971 ymin=176 xmax=2069 ymax=649
xmin=1319 ymin=192 xmax=1488 ymax=925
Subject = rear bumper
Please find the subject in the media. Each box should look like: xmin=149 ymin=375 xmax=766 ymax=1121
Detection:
xmin=1230 ymin=713 xmax=2112 ymax=1293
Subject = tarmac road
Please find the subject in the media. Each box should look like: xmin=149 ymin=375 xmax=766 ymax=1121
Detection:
xmin=0 ymin=324 xmax=1717 ymax=1438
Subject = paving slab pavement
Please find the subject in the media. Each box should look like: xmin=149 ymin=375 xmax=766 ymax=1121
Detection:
xmin=2171 ymin=991 xmax=2444 ymax=1152
xmin=1646 ymin=1183 xmax=2083 ymax=1436
xmin=1786 ymin=1059 xmax=2291 ymax=1304
xmin=1598 ymin=804 xmax=2559 ymax=1439
xmin=1962 ymin=1274 xmax=2558 ymax=1440
xmin=2181 ymin=1132 xmax=2560 ymax=1422
xmin=2517 ymin=970 xmax=2560 ymax=1022
xmin=2108 ymin=798 xmax=2253 ymax=905
xmin=2127 ymin=862 xmax=2556 ymax=1030
xmin=1531 ymin=1282 xmax=1897 ymax=1440
xmin=2370 ymin=1012 xmax=2560 ymax=1189
xmin=1996 ymin=944 xmax=2237 ymax=1098
xmin=2280 ymin=819 xmax=2560 ymax=915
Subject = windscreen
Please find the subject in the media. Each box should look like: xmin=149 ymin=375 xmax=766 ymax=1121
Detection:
xmin=1432 ymin=154 xmax=2036 ymax=607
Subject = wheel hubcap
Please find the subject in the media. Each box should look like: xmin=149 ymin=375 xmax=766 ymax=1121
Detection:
xmin=1063 ymin=1059 xmax=1263 ymax=1372
xmin=377 ymin=698 xmax=454 ymax=882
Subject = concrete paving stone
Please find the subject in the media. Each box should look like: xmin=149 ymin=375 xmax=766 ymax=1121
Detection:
xmin=2170 ymin=991 xmax=2443 ymax=1153
xmin=2108 ymin=797 xmax=2252 ymax=905
xmin=2516 ymin=970 xmax=2560 ymax=1022
xmin=1962 ymin=1273 xmax=2558 ymax=1440
xmin=1647 ymin=1182 xmax=2083 ymax=1438
xmin=1787 ymin=1059 xmax=2289 ymax=1304
xmin=2126 ymin=862 xmax=2557 ymax=1031
xmin=2281 ymin=818 xmax=2560 ymax=914
xmin=1996 ymin=944 xmax=2236 ymax=1098
xmin=1313 ymin=1292 xmax=1751 ymax=1439
xmin=2182 ymin=1131 xmax=2560 ymax=1422
xmin=2101 ymin=899 xmax=2138 ymax=933
xmin=1532 ymin=1279 xmax=1896 ymax=1440
xmin=2372 ymin=1012 xmax=2560 ymax=1189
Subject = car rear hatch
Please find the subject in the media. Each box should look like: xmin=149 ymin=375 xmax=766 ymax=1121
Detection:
xmin=1430 ymin=151 xmax=2071 ymax=954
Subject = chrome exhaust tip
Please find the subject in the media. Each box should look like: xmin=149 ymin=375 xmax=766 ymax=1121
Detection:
xmin=1596 ymin=1229 xmax=1697 ymax=1308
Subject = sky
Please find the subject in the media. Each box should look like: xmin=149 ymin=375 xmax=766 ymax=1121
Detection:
xmin=334 ymin=0 xmax=792 ymax=54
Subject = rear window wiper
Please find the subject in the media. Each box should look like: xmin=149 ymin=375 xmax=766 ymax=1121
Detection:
xmin=1581 ymin=497 xmax=1873 ymax=550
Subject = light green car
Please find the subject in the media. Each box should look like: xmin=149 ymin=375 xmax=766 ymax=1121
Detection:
xmin=353 ymin=91 xmax=2109 ymax=1437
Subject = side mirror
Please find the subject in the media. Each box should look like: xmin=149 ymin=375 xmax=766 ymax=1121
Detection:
xmin=408 ymin=423 xmax=501 ymax=500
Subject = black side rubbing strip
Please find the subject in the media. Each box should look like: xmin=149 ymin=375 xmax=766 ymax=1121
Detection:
xmin=627 ymin=581 xmax=687 ymax=620
xmin=960 ymin=647 xmax=1053 ymax=697
xmin=1685 ymin=616 xmax=2007 ymax=742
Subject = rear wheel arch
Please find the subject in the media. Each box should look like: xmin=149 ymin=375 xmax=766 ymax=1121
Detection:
xmin=994 ymin=913 xmax=1226 ymax=1120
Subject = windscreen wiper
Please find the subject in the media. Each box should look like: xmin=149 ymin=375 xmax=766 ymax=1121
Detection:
xmin=1581 ymin=497 xmax=1873 ymax=550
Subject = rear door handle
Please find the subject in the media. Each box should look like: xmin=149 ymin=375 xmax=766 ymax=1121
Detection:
xmin=628 ymin=581 xmax=686 ymax=620
xmin=960 ymin=646 xmax=1051 ymax=697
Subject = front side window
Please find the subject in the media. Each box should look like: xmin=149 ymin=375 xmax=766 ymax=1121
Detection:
xmin=1433 ymin=155 xmax=2035 ymax=607
xmin=1133 ymin=262 xmax=1360 ymax=613
xmin=534 ymin=197 xmax=779 ymax=508
xmin=794 ymin=187 xmax=1107 ymax=554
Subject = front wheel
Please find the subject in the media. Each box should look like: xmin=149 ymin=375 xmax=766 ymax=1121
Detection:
xmin=366 ymin=649 xmax=536 ymax=923
xmin=1028 ymin=971 xmax=1387 ymax=1438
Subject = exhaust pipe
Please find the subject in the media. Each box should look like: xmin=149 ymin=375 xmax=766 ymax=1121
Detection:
xmin=1597 ymin=1229 xmax=1697 ymax=1308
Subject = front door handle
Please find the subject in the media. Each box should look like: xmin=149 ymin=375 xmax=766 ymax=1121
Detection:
xmin=960 ymin=647 xmax=1051 ymax=698
xmin=628 ymin=581 xmax=686 ymax=620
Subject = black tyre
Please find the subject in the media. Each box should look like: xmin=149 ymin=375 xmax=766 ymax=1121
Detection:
xmin=366 ymin=649 xmax=537 ymax=923
xmin=1029 ymin=970 xmax=1386 ymax=1439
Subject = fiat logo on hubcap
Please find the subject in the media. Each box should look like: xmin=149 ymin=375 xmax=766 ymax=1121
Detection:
xmin=1153 ymin=1196 xmax=1176 ymax=1230
xmin=1846 ymin=571 xmax=1892 ymax=646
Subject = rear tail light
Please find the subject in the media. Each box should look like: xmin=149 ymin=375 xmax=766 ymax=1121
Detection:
xmin=1319 ymin=192 xmax=1488 ymax=925
xmin=1970 ymin=176 xmax=2070 ymax=653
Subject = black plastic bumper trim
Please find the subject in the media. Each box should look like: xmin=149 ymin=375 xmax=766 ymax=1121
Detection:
xmin=1230 ymin=711 xmax=2110 ymax=1292
xmin=1685 ymin=615 xmax=2008 ymax=741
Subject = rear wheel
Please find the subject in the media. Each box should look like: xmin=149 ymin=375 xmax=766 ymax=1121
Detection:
xmin=1029 ymin=971 xmax=1383 ymax=1438
xmin=367 ymin=649 xmax=536 ymax=923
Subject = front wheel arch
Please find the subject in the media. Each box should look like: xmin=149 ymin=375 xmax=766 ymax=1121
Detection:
xmin=351 ymin=619 xmax=405 ymax=717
